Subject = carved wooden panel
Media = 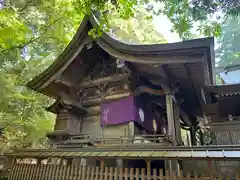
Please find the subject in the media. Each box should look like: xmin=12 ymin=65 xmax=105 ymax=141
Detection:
xmin=87 ymin=56 xmax=118 ymax=80
xmin=77 ymin=82 xmax=130 ymax=102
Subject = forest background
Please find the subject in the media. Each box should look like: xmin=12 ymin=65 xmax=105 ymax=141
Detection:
xmin=0 ymin=0 xmax=239 ymax=150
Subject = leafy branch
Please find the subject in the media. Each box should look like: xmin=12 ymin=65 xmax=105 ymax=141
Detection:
xmin=19 ymin=0 xmax=34 ymax=12
xmin=0 ymin=17 xmax=62 ymax=54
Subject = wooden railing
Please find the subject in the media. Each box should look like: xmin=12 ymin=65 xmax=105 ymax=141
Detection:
xmin=8 ymin=162 xmax=239 ymax=180
xmin=96 ymin=135 xmax=172 ymax=144
xmin=56 ymin=134 xmax=172 ymax=148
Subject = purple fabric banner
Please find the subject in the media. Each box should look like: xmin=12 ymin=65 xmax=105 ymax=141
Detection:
xmin=100 ymin=96 xmax=135 ymax=126
xmin=100 ymin=96 xmax=154 ymax=132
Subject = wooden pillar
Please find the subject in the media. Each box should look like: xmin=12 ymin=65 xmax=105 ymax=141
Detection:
xmin=174 ymin=103 xmax=184 ymax=175
xmin=165 ymin=94 xmax=177 ymax=174
xmin=146 ymin=159 xmax=151 ymax=179
xmin=100 ymin=159 xmax=104 ymax=169
xmin=128 ymin=121 xmax=134 ymax=137
xmin=166 ymin=94 xmax=176 ymax=145
xmin=173 ymin=102 xmax=182 ymax=145
xmin=100 ymin=158 xmax=104 ymax=180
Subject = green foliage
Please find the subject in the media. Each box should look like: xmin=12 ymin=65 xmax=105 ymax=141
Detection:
xmin=0 ymin=0 xmax=84 ymax=150
xmin=72 ymin=0 xmax=236 ymax=40
xmin=216 ymin=74 xmax=223 ymax=85
xmin=216 ymin=15 xmax=240 ymax=67
xmin=0 ymin=55 xmax=55 ymax=150
xmin=108 ymin=7 xmax=167 ymax=44
xmin=0 ymin=0 xmax=165 ymax=150
xmin=147 ymin=0 xmax=226 ymax=39
xmin=30 ymin=0 xmax=238 ymax=40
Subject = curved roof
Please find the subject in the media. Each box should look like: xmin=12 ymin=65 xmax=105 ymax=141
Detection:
xmin=27 ymin=14 xmax=215 ymax=98
xmin=27 ymin=15 xmax=91 ymax=92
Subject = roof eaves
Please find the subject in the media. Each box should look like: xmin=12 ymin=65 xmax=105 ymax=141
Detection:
xmin=27 ymin=12 xmax=215 ymax=95
xmin=90 ymin=15 xmax=214 ymax=81
xmin=26 ymin=15 xmax=91 ymax=92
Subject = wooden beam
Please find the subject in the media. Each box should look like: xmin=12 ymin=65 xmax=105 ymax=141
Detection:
xmin=82 ymin=92 xmax=130 ymax=106
xmin=79 ymin=73 xmax=129 ymax=88
xmin=60 ymin=89 xmax=130 ymax=109
xmin=131 ymin=86 xmax=165 ymax=96
xmin=204 ymin=84 xmax=240 ymax=94
xmin=55 ymin=73 xmax=129 ymax=89
xmin=215 ymin=64 xmax=240 ymax=74
xmin=81 ymin=89 xmax=130 ymax=100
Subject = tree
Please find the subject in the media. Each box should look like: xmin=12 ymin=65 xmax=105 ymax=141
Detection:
xmin=109 ymin=7 xmax=167 ymax=44
xmin=80 ymin=0 xmax=238 ymax=39
xmin=0 ymin=0 xmax=83 ymax=150
xmin=0 ymin=59 xmax=55 ymax=150
xmin=216 ymin=15 xmax=240 ymax=67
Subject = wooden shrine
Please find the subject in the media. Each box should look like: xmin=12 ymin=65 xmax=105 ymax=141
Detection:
xmin=5 ymin=13 xmax=240 ymax=178
xmin=27 ymin=14 xmax=215 ymax=144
